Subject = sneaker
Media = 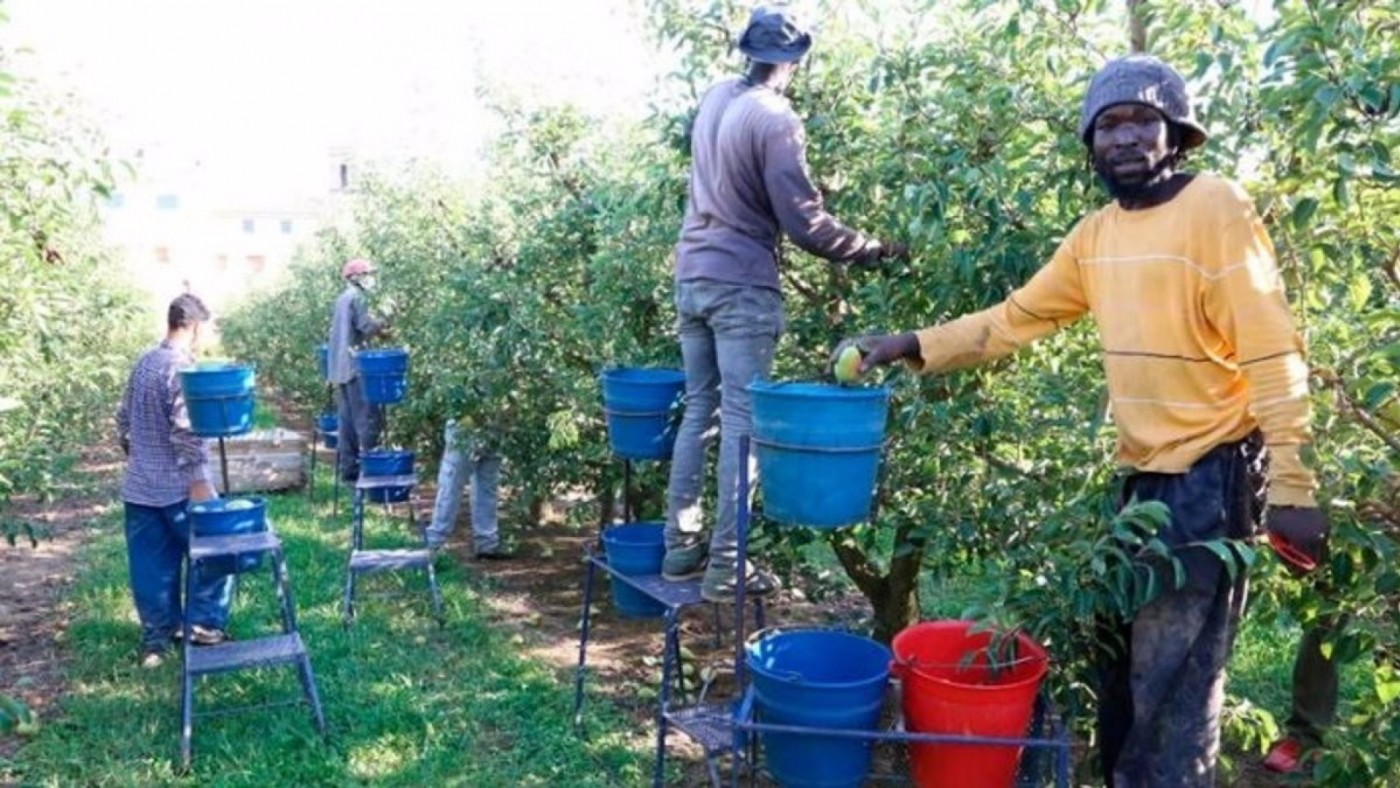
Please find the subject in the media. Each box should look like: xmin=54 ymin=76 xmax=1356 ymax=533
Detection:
xmin=661 ymin=543 xmax=708 ymax=581
xmin=188 ymin=625 xmax=229 ymax=646
xmin=700 ymin=563 xmax=780 ymax=603
xmin=1262 ymin=737 xmax=1310 ymax=774
xmin=140 ymin=647 xmax=167 ymax=669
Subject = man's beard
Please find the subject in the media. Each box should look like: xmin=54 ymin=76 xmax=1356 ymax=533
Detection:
xmin=1094 ymin=154 xmax=1175 ymax=202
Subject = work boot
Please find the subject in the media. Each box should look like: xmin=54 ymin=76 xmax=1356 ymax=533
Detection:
xmin=1263 ymin=737 xmax=1315 ymax=774
xmin=661 ymin=542 xmax=707 ymax=581
xmin=700 ymin=562 xmax=780 ymax=603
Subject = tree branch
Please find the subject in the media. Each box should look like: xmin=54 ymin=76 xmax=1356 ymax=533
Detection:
xmin=1329 ymin=378 xmax=1400 ymax=456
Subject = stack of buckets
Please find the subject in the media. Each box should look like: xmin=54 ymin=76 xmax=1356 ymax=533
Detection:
xmin=317 ymin=344 xmax=336 ymax=449
xmin=598 ymin=367 xmax=686 ymax=617
xmin=179 ymin=363 xmax=256 ymax=438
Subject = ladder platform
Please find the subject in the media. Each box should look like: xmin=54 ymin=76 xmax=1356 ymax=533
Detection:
xmin=186 ymin=633 xmax=307 ymax=675
xmin=666 ymin=703 xmax=741 ymax=755
xmin=349 ymin=548 xmax=434 ymax=573
xmin=355 ymin=474 xmax=417 ymax=490
xmin=587 ymin=553 xmax=708 ymax=609
xmin=190 ymin=530 xmax=282 ymax=561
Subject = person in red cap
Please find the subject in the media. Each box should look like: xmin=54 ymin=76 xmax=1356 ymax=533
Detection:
xmin=662 ymin=4 xmax=907 ymax=603
xmin=327 ymin=258 xmax=389 ymax=481
xmin=839 ymin=54 xmax=1328 ymax=784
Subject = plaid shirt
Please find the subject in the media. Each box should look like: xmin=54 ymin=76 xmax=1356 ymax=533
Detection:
xmin=116 ymin=340 xmax=211 ymax=507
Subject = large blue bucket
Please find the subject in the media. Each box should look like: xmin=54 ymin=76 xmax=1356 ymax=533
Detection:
xmin=748 ymin=382 xmax=889 ymax=528
xmin=361 ymin=449 xmax=413 ymax=502
xmin=748 ymin=629 xmax=892 ymax=787
xmin=600 ymin=368 xmax=685 ymax=460
xmin=317 ymin=412 xmax=338 ymax=449
xmin=180 ymin=364 xmax=256 ymax=438
xmin=188 ymin=497 xmax=268 ymax=575
xmin=601 ymin=522 xmax=666 ymax=618
xmin=317 ymin=344 xmax=330 ymax=381
xmin=357 ymin=348 xmax=409 ymax=405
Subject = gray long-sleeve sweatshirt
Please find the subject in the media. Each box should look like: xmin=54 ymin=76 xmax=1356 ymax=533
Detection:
xmin=675 ymin=78 xmax=879 ymax=291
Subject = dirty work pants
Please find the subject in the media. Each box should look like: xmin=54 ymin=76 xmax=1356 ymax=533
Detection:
xmin=427 ymin=421 xmax=503 ymax=554
xmin=123 ymin=501 xmax=235 ymax=649
xmin=1098 ymin=434 xmax=1265 ymax=787
xmin=665 ymin=279 xmax=782 ymax=570
xmin=336 ymin=375 xmax=382 ymax=480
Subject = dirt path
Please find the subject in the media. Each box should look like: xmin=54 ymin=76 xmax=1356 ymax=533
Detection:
xmin=0 ymin=446 xmax=122 ymax=766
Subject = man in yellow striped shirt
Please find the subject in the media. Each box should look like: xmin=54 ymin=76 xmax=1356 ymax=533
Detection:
xmin=844 ymin=55 xmax=1328 ymax=785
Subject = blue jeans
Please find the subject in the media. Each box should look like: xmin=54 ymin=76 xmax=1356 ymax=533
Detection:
xmin=665 ymin=279 xmax=783 ymax=569
xmin=427 ymin=422 xmax=503 ymax=553
xmin=123 ymin=501 xmax=235 ymax=649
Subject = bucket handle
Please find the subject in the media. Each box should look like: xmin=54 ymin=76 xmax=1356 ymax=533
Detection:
xmin=750 ymin=436 xmax=886 ymax=455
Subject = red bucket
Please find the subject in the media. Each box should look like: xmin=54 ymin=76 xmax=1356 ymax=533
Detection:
xmin=891 ymin=620 xmax=1049 ymax=788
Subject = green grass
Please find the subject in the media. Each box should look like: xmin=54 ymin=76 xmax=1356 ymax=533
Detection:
xmin=9 ymin=473 xmax=650 ymax=787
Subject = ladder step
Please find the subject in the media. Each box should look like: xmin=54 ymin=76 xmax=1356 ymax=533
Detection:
xmin=190 ymin=530 xmax=282 ymax=560
xmin=350 ymin=548 xmax=433 ymax=572
xmin=665 ymin=703 xmax=741 ymax=755
xmin=186 ymin=633 xmax=307 ymax=675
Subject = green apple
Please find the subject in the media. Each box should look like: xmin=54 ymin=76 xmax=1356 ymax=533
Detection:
xmin=834 ymin=345 xmax=864 ymax=384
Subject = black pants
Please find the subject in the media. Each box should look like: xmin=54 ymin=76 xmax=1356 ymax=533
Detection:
xmin=1098 ymin=433 xmax=1265 ymax=787
xmin=336 ymin=377 xmax=383 ymax=479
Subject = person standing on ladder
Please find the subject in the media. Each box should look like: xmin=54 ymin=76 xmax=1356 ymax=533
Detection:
xmin=116 ymin=293 xmax=235 ymax=668
xmin=328 ymin=258 xmax=389 ymax=482
xmin=661 ymin=4 xmax=907 ymax=603
xmin=840 ymin=55 xmax=1329 ymax=785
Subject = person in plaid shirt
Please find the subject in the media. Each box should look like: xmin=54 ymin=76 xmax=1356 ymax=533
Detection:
xmin=116 ymin=294 xmax=235 ymax=668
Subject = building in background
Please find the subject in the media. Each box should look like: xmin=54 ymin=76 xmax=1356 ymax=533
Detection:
xmin=100 ymin=144 xmax=355 ymax=319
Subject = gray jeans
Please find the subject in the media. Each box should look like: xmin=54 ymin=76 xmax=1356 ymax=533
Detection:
xmin=427 ymin=421 xmax=502 ymax=553
xmin=336 ymin=376 xmax=383 ymax=478
xmin=665 ymin=279 xmax=783 ymax=569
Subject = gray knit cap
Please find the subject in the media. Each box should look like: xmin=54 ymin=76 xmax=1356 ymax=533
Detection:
xmin=1079 ymin=55 xmax=1207 ymax=150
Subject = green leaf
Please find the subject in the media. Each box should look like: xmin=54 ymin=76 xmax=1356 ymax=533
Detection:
xmin=1290 ymin=197 xmax=1319 ymax=230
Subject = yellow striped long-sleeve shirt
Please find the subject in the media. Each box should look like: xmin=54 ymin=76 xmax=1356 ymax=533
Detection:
xmin=911 ymin=174 xmax=1317 ymax=507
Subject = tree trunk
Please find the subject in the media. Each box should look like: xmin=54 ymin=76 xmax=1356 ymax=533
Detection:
xmin=1127 ymin=0 xmax=1149 ymax=52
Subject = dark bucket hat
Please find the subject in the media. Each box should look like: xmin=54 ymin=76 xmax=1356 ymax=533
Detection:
xmin=737 ymin=5 xmax=812 ymax=64
xmin=1079 ymin=54 xmax=1208 ymax=150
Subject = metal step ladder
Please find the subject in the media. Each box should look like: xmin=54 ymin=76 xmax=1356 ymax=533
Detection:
xmin=341 ymin=473 xmax=445 ymax=627
xmin=180 ymin=525 xmax=327 ymax=769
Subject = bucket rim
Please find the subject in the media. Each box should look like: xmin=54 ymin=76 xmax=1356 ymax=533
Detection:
xmin=601 ymin=521 xmax=666 ymax=544
xmin=746 ymin=626 xmax=893 ymax=688
xmin=189 ymin=495 xmax=267 ymax=514
xmin=180 ymin=363 xmax=255 ymax=375
xmin=355 ymin=347 xmax=409 ymax=357
xmin=748 ymin=380 xmax=891 ymax=399
xmin=599 ymin=366 xmax=686 ymax=382
xmin=891 ymin=620 xmax=1050 ymax=689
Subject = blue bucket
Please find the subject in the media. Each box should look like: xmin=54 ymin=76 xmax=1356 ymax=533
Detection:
xmin=188 ymin=497 xmax=268 ymax=575
xmin=748 ymin=382 xmax=889 ymax=528
xmin=317 ymin=344 xmax=330 ymax=381
xmin=180 ymin=364 xmax=256 ymax=438
xmin=747 ymin=629 xmax=892 ymax=787
xmin=357 ymin=348 xmax=409 ymax=405
xmin=317 ymin=412 xmax=338 ymax=449
xmin=361 ymin=449 xmax=413 ymax=502
xmin=600 ymin=368 xmax=685 ymax=460
xmin=601 ymin=522 xmax=666 ymax=618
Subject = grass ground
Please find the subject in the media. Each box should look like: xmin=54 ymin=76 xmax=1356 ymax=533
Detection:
xmin=7 ymin=472 xmax=651 ymax=787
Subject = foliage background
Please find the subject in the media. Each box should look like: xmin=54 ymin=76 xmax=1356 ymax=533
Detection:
xmin=0 ymin=17 xmax=148 ymax=545
xmin=220 ymin=0 xmax=1398 ymax=782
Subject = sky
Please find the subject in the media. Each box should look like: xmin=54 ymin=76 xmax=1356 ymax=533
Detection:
xmin=3 ymin=0 xmax=664 ymax=199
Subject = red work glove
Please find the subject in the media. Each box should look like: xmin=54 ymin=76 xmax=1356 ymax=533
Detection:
xmin=1266 ymin=506 xmax=1329 ymax=575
